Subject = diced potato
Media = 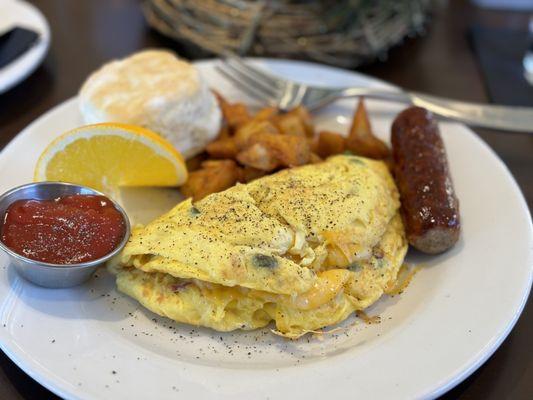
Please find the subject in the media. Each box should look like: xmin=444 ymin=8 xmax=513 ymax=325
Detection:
xmin=309 ymin=137 xmax=320 ymax=154
xmin=200 ymin=159 xmax=235 ymax=169
xmin=181 ymin=159 xmax=242 ymax=201
xmin=206 ymin=138 xmax=239 ymax=159
xmin=316 ymin=131 xmax=346 ymax=158
xmin=269 ymin=134 xmax=311 ymax=167
xmin=241 ymin=166 xmax=267 ymax=182
xmin=212 ymin=90 xmax=226 ymax=104
xmin=216 ymin=124 xmax=231 ymax=140
xmin=225 ymin=103 xmax=252 ymax=131
xmin=255 ymin=107 xmax=278 ymax=122
xmin=309 ymin=152 xmax=323 ymax=164
xmin=213 ymin=91 xmax=252 ymax=131
xmin=185 ymin=152 xmax=208 ymax=172
xmin=189 ymin=93 xmax=360 ymax=194
xmin=275 ymin=113 xmax=307 ymax=136
xmin=234 ymin=119 xmax=280 ymax=149
xmin=345 ymin=98 xmax=390 ymax=159
xmin=287 ymin=106 xmax=314 ymax=137
xmin=237 ymin=133 xmax=311 ymax=171
xmin=237 ymin=143 xmax=279 ymax=171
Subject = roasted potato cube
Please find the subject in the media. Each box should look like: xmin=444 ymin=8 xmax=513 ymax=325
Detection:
xmin=346 ymin=98 xmax=390 ymax=159
xmin=241 ymin=166 xmax=267 ymax=182
xmin=225 ymin=103 xmax=252 ymax=131
xmin=237 ymin=133 xmax=311 ymax=171
xmin=317 ymin=131 xmax=346 ymax=158
xmin=206 ymin=138 xmax=239 ymax=159
xmin=200 ymin=159 xmax=235 ymax=169
xmin=255 ymin=107 xmax=278 ymax=122
xmin=275 ymin=113 xmax=307 ymax=136
xmin=234 ymin=119 xmax=280 ymax=149
xmin=185 ymin=152 xmax=208 ymax=172
xmin=213 ymin=91 xmax=252 ymax=131
xmin=272 ymin=134 xmax=311 ymax=167
xmin=287 ymin=106 xmax=314 ymax=137
xmin=181 ymin=159 xmax=242 ymax=201
xmin=309 ymin=152 xmax=323 ymax=164
xmin=212 ymin=90 xmax=227 ymax=104
xmin=237 ymin=143 xmax=280 ymax=171
xmin=216 ymin=124 xmax=231 ymax=140
xmin=309 ymin=137 xmax=320 ymax=154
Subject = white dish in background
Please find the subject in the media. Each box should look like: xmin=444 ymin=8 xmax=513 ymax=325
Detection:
xmin=0 ymin=59 xmax=530 ymax=400
xmin=0 ymin=0 xmax=50 ymax=93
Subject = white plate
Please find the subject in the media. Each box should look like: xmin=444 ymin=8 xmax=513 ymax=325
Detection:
xmin=0 ymin=0 xmax=50 ymax=93
xmin=0 ymin=59 xmax=531 ymax=400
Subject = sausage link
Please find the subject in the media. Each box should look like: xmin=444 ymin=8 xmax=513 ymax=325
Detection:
xmin=391 ymin=106 xmax=460 ymax=254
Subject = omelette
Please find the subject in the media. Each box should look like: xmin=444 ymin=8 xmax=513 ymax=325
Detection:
xmin=111 ymin=155 xmax=408 ymax=338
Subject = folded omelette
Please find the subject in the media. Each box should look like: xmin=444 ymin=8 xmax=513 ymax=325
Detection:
xmin=111 ymin=155 xmax=408 ymax=338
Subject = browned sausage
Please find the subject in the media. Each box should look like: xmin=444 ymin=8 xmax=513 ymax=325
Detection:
xmin=391 ymin=106 xmax=460 ymax=254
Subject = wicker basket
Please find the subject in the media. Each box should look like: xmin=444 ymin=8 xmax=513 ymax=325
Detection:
xmin=144 ymin=0 xmax=431 ymax=68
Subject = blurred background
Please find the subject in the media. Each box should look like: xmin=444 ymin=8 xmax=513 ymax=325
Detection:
xmin=0 ymin=0 xmax=532 ymax=399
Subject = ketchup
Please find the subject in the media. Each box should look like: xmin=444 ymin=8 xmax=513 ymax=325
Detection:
xmin=0 ymin=195 xmax=126 ymax=265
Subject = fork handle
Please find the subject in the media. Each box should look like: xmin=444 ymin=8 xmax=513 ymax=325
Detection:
xmin=339 ymin=88 xmax=533 ymax=133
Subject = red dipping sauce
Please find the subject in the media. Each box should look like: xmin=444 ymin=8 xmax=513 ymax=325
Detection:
xmin=0 ymin=195 xmax=126 ymax=265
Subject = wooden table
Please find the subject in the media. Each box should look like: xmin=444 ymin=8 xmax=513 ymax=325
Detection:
xmin=0 ymin=1 xmax=531 ymax=398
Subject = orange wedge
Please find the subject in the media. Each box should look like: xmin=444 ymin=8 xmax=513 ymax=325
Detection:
xmin=34 ymin=123 xmax=188 ymax=195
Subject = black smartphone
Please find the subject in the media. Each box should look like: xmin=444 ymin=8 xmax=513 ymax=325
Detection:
xmin=0 ymin=26 xmax=40 ymax=69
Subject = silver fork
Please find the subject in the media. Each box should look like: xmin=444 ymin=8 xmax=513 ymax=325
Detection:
xmin=216 ymin=56 xmax=533 ymax=133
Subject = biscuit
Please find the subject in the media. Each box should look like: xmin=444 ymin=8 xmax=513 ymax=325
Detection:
xmin=79 ymin=50 xmax=221 ymax=158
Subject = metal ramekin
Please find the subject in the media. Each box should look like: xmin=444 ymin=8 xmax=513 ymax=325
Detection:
xmin=0 ymin=182 xmax=130 ymax=288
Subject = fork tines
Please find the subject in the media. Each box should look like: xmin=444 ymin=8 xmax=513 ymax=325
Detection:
xmin=216 ymin=57 xmax=281 ymax=105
